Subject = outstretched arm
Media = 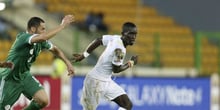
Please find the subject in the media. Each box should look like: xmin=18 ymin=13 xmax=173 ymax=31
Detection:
xmin=72 ymin=37 xmax=103 ymax=62
xmin=31 ymin=15 xmax=75 ymax=43
xmin=112 ymin=55 xmax=138 ymax=73
xmin=50 ymin=46 xmax=74 ymax=76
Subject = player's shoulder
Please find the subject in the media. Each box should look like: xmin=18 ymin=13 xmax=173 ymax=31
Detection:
xmin=16 ymin=32 xmax=29 ymax=37
xmin=102 ymin=35 xmax=122 ymax=46
xmin=103 ymin=34 xmax=121 ymax=40
xmin=15 ymin=32 xmax=33 ymax=41
xmin=103 ymin=34 xmax=120 ymax=37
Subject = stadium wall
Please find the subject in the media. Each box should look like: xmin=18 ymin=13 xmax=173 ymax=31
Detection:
xmin=11 ymin=66 xmax=219 ymax=110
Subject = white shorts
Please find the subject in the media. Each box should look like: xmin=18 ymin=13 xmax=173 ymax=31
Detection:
xmin=80 ymin=76 xmax=126 ymax=110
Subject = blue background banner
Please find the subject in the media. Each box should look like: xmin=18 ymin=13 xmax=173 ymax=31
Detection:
xmin=71 ymin=76 xmax=210 ymax=110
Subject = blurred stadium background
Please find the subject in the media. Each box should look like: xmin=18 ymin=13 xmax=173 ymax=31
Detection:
xmin=0 ymin=0 xmax=219 ymax=110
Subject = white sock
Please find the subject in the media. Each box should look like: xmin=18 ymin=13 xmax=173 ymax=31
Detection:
xmin=118 ymin=107 xmax=127 ymax=110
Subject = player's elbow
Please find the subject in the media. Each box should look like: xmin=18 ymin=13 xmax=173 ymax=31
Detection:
xmin=113 ymin=69 xmax=120 ymax=73
xmin=112 ymin=65 xmax=121 ymax=73
xmin=37 ymin=38 xmax=47 ymax=42
xmin=94 ymin=37 xmax=103 ymax=45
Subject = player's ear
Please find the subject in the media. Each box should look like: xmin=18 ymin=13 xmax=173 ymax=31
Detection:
xmin=30 ymin=27 xmax=36 ymax=33
xmin=122 ymin=31 xmax=128 ymax=36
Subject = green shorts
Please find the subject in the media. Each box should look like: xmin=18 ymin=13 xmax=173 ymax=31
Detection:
xmin=0 ymin=71 xmax=43 ymax=109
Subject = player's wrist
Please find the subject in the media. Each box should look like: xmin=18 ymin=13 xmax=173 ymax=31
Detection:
xmin=128 ymin=60 xmax=134 ymax=68
xmin=83 ymin=51 xmax=90 ymax=58
xmin=60 ymin=23 xmax=66 ymax=29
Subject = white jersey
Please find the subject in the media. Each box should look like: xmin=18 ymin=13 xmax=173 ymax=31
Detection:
xmin=87 ymin=35 xmax=126 ymax=81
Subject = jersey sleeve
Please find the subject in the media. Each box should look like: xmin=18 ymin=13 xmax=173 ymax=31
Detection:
xmin=112 ymin=38 xmax=125 ymax=66
xmin=112 ymin=48 xmax=125 ymax=66
xmin=102 ymin=35 xmax=113 ymax=46
xmin=28 ymin=34 xmax=38 ymax=44
xmin=16 ymin=33 xmax=36 ymax=45
xmin=41 ymin=40 xmax=53 ymax=50
xmin=27 ymin=34 xmax=53 ymax=50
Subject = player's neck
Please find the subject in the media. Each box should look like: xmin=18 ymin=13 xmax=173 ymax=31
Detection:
xmin=121 ymin=38 xmax=127 ymax=48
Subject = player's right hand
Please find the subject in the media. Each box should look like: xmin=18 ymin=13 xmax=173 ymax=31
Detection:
xmin=61 ymin=14 xmax=75 ymax=27
xmin=130 ymin=55 xmax=138 ymax=65
xmin=72 ymin=53 xmax=85 ymax=63
xmin=66 ymin=63 xmax=75 ymax=77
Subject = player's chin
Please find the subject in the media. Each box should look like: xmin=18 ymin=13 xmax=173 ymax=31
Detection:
xmin=129 ymin=42 xmax=135 ymax=45
xmin=129 ymin=44 xmax=133 ymax=46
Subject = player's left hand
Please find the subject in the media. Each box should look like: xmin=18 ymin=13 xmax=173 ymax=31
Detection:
xmin=130 ymin=55 xmax=138 ymax=65
xmin=0 ymin=62 xmax=14 ymax=69
xmin=72 ymin=53 xmax=85 ymax=63
xmin=61 ymin=14 xmax=75 ymax=27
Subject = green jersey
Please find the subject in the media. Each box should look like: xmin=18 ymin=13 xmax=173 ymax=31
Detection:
xmin=5 ymin=32 xmax=52 ymax=79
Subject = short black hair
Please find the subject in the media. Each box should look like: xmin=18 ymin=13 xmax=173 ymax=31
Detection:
xmin=122 ymin=22 xmax=137 ymax=34
xmin=27 ymin=17 xmax=45 ymax=30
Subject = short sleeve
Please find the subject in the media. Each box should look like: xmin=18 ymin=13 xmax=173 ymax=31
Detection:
xmin=16 ymin=33 xmax=34 ymax=45
xmin=112 ymin=48 xmax=125 ymax=66
xmin=102 ymin=35 xmax=113 ymax=46
xmin=28 ymin=34 xmax=38 ymax=44
xmin=41 ymin=40 xmax=53 ymax=50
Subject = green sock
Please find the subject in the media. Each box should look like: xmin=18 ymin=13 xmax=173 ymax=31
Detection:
xmin=24 ymin=101 xmax=42 ymax=110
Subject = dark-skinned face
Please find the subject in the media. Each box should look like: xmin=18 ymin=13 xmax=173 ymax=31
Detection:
xmin=122 ymin=27 xmax=137 ymax=46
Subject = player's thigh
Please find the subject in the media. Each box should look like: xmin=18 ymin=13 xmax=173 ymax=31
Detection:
xmin=112 ymin=94 xmax=132 ymax=108
xmin=0 ymin=76 xmax=23 ymax=109
xmin=81 ymin=77 xmax=102 ymax=109
xmin=32 ymin=89 xmax=48 ymax=105
xmin=104 ymin=80 xmax=126 ymax=101
xmin=22 ymin=74 xmax=44 ymax=100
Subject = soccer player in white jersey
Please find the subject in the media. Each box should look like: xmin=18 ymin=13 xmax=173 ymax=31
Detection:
xmin=72 ymin=22 xmax=138 ymax=110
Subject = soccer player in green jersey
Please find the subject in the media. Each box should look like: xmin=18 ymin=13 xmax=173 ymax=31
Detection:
xmin=0 ymin=15 xmax=75 ymax=110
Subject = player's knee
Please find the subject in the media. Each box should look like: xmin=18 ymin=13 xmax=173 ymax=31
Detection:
xmin=37 ymin=97 xmax=49 ymax=108
xmin=41 ymin=98 xmax=49 ymax=107
xmin=122 ymin=100 xmax=132 ymax=110
xmin=126 ymin=100 xmax=133 ymax=110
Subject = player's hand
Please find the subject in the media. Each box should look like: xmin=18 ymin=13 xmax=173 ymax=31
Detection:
xmin=66 ymin=63 xmax=75 ymax=77
xmin=130 ymin=55 xmax=138 ymax=65
xmin=0 ymin=62 xmax=14 ymax=69
xmin=72 ymin=53 xmax=85 ymax=63
xmin=61 ymin=14 xmax=75 ymax=27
